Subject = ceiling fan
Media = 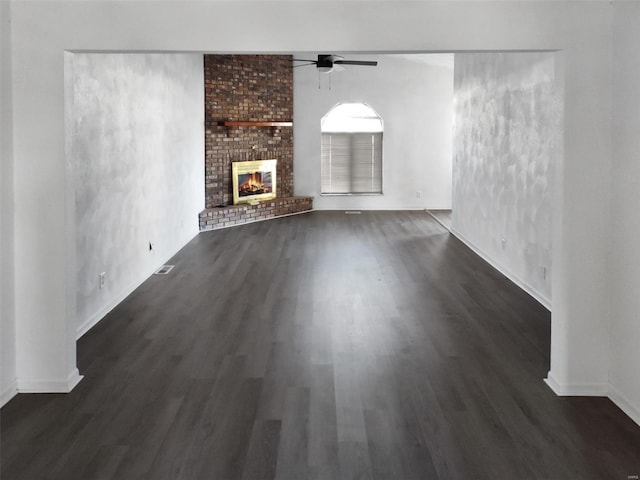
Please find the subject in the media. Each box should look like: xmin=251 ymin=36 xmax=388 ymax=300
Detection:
xmin=292 ymin=54 xmax=378 ymax=74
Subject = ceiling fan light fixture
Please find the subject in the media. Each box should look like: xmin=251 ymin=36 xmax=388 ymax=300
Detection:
xmin=291 ymin=54 xmax=377 ymax=74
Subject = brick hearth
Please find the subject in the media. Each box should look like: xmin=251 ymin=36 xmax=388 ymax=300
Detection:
xmin=199 ymin=196 xmax=313 ymax=231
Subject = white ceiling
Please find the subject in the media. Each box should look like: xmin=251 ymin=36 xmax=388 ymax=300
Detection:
xmin=385 ymin=53 xmax=454 ymax=69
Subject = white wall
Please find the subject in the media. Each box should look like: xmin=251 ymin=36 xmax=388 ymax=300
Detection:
xmin=294 ymin=54 xmax=453 ymax=210
xmin=0 ymin=0 xmax=17 ymax=405
xmin=68 ymin=53 xmax=204 ymax=338
xmin=452 ymin=52 xmax=560 ymax=307
xmin=3 ymin=0 xmax=630 ymax=422
xmin=610 ymin=2 xmax=640 ymax=426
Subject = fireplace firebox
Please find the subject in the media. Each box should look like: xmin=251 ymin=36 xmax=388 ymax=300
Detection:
xmin=232 ymin=159 xmax=277 ymax=205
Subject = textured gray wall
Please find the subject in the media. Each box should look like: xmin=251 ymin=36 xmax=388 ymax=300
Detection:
xmin=452 ymin=52 xmax=560 ymax=306
xmin=69 ymin=53 xmax=204 ymax=336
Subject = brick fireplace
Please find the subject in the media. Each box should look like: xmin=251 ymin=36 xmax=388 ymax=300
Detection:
xmin=198 ymin=54 xmax=313 ymax=230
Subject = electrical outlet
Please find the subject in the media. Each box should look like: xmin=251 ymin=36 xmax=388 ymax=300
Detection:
xmin=99 ymin=272 xmax=106 ymax=289
xmin=415 ymin=190 xmax=422 ymax=199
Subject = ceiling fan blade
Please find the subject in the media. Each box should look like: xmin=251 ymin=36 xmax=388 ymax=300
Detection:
xmin=291 ymin=59 xmax=318 ymax=63
xmin=334 ymin=60 xmax=378 ymax=67
xmin=293 ymin=62 xmax=318 ymax=68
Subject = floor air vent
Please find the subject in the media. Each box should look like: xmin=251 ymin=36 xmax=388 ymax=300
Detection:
xmin=154 ymin=265 xmax=175 ymax=275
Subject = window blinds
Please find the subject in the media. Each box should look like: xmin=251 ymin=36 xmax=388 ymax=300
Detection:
xmin=321 ymin=132 xmax=383 ymax=194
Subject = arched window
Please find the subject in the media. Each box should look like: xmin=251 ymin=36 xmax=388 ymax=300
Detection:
xmin=321 ymin=103 xmax=383 ymax=195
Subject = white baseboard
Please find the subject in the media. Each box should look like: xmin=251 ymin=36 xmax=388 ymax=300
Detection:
xmin=76 ymin=231 xmax=201 ymax=339
xmin=1 ymin=378 xmax=18 ymax=407
xmin=609 ymin=384 xmax=640 ymax=427
xmin=311 ymin=205 xmax=429 ymax=211
xmin=76 ymin=274 xmax=149 ymax=339
xmin=546 ymin=374 xmax=640 ymax=427
xmin=450 ymin=227 xmax=551 ymax=311
xmin=426 ymin=209 xmax=451 ymax=231
xmin=544 ymin=371 xmax=608 ymax=396
xmin=16 ymin=368 xmax=83 ymax=393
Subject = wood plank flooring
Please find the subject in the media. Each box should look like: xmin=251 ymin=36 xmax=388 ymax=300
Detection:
xmin=2 ymin=211 xmax=639 ymax=479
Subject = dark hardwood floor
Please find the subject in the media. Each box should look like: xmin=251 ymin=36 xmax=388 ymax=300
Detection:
xmin=2 ymin=211 xmax=639 ymax=479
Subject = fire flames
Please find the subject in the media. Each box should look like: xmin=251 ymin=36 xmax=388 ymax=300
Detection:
xmin=239 ymin=172 xmax=271 ymax=196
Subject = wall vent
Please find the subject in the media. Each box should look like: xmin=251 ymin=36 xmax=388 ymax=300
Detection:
xmin=154 ymin=265 xmax=174 ymax=275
